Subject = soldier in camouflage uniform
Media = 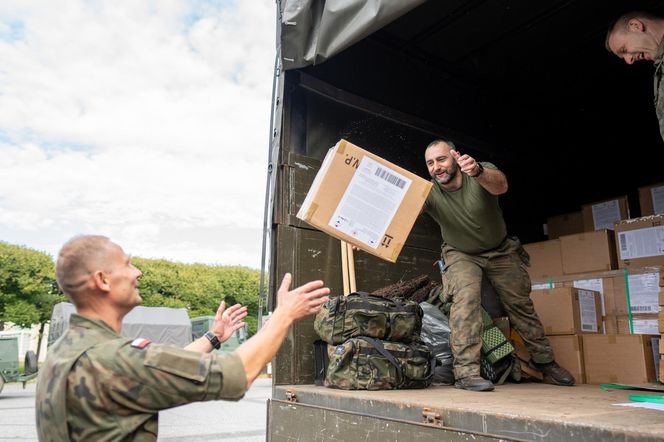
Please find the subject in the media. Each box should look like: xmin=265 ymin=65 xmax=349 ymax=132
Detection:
xmin=606 ymin=11 xmax=664 ymax=142
xmin=423 ymin=140 xmax=575 ymax=392
xmin=36 ymin=235 xmax=330 ymax=441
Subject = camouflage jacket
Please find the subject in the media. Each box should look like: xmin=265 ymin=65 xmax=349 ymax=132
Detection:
xmin=35 ymin=314 xmax=247 ymax=442
xmin=654 ymin=38 xmax=664 ymax=142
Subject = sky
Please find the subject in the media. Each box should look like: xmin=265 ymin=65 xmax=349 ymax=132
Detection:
xmin=0 ymin=0 xmax=275 ymax=268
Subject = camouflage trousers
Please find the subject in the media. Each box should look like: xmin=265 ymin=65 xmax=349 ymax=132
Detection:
xmin=440 ymin=237 xmax=554 ymax=380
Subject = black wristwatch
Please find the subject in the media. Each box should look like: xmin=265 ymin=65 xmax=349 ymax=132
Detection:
xmin=471 ymin=162 xmax=484 ymax=178
xmin=204 ymin=331 xmax=221 ymax=350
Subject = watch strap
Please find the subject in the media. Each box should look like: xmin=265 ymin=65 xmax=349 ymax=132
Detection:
xmin=471 ymin=162 xmax=484 ymax=178
xmin=204 ymin=331 xmax=221 ymax=350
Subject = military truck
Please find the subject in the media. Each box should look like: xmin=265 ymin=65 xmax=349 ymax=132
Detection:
xmin=260 ymin=1 xmax=664 ymax=440
xmin=0 ymin=337 xmax=38 ymax=394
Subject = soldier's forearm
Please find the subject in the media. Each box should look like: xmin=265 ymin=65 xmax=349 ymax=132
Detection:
xmin=184 ymin=336 xmax=214 ymax=353
xmin=234 ymin=308 xmax=293 ymax=386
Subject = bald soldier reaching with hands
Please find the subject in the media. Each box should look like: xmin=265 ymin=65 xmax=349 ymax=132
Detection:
xmin=36 ymin=234 xmax=330 ymax=442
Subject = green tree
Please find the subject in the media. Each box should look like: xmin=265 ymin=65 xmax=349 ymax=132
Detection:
xmin=0 ymin=242 xmax=64 ymax=359
xmin=0 ymin=242 xmax=260 ymax=357
xmin=133 ymin=258 xmax=260 ymax=335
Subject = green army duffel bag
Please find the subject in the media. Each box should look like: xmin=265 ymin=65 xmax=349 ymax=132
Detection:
xmin=314 ymin=292 xmax=423 ymax=345
xmin=325 ymin=336 xmax=435 ymax=390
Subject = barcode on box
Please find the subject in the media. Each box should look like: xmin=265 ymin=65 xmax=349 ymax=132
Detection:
xmin=375 ymin=167 xmax=406 ymax=189
xmin=581 ymin=324 xmax=594 ymax=331
xmin=631 ymin=305 xmax=653 ymax=312
xmin=619 ymin=233 xmax=627 ymax=251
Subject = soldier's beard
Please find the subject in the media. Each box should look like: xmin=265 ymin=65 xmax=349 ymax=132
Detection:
xmin=433 ymin=163 xmax=458 ymax=185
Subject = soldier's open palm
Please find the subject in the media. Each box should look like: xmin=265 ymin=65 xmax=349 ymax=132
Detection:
xmin=277 ymin=273 xmax=330 ymax=321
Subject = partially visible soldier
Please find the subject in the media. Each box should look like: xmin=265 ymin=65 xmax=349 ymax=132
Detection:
xmin=36 ymin=235 xmax=330 ymax=441
xmin=605 ymin=10 xmax=664 ymax=142
xmin=423 ymin=140 xmax=575 ymax=392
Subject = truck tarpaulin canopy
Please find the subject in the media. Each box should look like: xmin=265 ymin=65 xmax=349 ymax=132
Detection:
xmin=279 ymin=0 xmax=424 ymax=70
xmin=48 ymin=302 xmax=193 ymax=347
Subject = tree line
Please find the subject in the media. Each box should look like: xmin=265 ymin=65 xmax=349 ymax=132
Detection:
xmin=0 ymin=241 xmax=262 ymax=352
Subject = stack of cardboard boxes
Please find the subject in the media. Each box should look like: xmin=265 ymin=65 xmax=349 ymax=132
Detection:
xmin=523 ymin=188 xmax=664 ymax=384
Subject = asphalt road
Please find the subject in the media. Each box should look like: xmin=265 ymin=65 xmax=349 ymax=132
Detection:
xmin=0 ymin=378 xmax=272 ymax=441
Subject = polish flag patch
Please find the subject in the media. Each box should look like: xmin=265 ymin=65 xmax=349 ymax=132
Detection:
xmin=130 ymin=338 xmax=152 ymax=349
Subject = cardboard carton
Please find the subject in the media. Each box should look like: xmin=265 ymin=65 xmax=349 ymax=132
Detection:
xmin=297 ymin=139 xmax=432 ymax=262
xmin=530 ymin=287 xmax=602 ymax=335
xmin=638 ymin=182 xmax=664 ymax=216
xmin=559 ymin=230 xmax=618 ymax=275
xmin=523 ymin=239 xmax=563 ymax=279
xmin=546 ymin=211 xmax=584 ymax=239
xmin=581 ymin=196 xmax=629 ymax=231
xmin=531 ymin=266 xmax=662 ymax=317
xmin=582 ymin=334 xmax=657 ymax=384
xmin=548 ymin=335 xmax=585 ymax=384
xmin=615 ymin=215 xmax=664 ymax=269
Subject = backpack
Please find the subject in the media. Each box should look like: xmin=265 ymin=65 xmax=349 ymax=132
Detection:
xmin=314 ymin=292 xmax=423 ymax=345
xmin=325 ymin=336 xmax=436 ymax=390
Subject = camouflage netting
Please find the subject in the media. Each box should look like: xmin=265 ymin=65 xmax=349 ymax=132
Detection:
xmin=371 ymin=274 xmax=441 ymax=304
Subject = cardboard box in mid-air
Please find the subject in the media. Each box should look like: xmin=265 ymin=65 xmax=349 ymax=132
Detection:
xmin=297 ymin=139 xmax=432 ymax=263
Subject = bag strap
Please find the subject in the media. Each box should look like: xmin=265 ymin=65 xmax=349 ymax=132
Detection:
xmin=357 ymin=336 xmax=405 ymax=385
xmin=331 ymin=296 xmax=343 ymax=343
xmin=483 ymin=339 xmax=514 ymax=358
xmin=358 ymin=337 xmax=436 ymax=383
xmin=417 ymin=344 xmax=437 ymax=383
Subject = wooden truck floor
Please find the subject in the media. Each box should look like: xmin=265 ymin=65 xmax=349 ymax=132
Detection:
xmin=271 ymin=383 xmax=664 ymax=441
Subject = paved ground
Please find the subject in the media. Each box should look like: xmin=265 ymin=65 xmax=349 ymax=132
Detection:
xmin=0 ymin=378 xmax=271 ymax=441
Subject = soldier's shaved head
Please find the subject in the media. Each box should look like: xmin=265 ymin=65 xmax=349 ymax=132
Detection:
xmin=55 ymin=235 xmax=113 ymax=305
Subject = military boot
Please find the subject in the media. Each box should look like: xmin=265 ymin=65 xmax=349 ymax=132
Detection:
xmin=454 ymin=375 xmax=495 ymax=392
xmin=529 ymin=360 xmax=575 ymax=386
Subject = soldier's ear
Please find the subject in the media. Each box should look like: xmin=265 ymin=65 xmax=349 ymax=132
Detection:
xmin=92 ymin=270 xmax=111 ymax=293
xmin=627 ymin=18 xmax=645 ymax=33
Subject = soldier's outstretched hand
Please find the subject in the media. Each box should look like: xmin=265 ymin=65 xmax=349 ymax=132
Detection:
xmin=277 ymin=273 xmax=330 ymax=321
xmin=210 ymin=301 xmax=248 ymax=343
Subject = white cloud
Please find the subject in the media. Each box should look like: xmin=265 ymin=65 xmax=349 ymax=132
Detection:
xmin=0 ymin=0 xmax=275 ymax=267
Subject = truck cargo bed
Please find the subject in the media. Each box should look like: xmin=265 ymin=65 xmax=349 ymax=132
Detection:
xmin=270 ymin=383 xmax=664 ymax=441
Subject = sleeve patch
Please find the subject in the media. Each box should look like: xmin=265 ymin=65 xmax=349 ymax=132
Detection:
xmin=131 ymin=338 xmax=152 ymax=349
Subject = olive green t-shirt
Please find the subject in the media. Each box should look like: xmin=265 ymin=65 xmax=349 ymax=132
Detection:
xmin=423 ymin=162 xmax=507 ymax=254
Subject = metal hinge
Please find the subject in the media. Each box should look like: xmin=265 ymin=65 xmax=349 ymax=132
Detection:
xmin=285 ymin=390 xmax=298 ymax=403
xmin=422 ymin=408 xmax=442 ymax=426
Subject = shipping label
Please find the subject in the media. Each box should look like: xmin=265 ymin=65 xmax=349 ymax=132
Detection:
xmin=329 ymin=156 xmax=411 ymax=249
xmin=618 ymin=226 xmax=664 ymax=260
xmin=573 ymin=279 xmax=605 ymax=315
xmin=591 ymin=199 xmax=621 ymax=230
xmin=578 ymin=289 xmax=598 ymax=332
xmin=630 ymin=319 xmax=660 ymax=335
xmin=627 ymin=273 xmax=661 ymax=313
xmin=652 ymin=185 xmax=664 ymax=215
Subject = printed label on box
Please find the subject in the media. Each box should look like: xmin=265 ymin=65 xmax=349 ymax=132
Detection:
xmin=329 ymin=156 xmax=412 ymax=249
xmin=652 ymin=185 xmax=664 ymax=215
xmin=578 ymin=289 xmax=598 ymax=332
xmin=627 ymin=273 xmax=661 ymax=313
xmin=591 ymin=199 xmax=621 ymax=230
xmin=531 ymin=283 xmax=551 ymax=290
xmin=574 ymin=279 xmax=605 ymax=315
xmin=618 ymin=226 xmax=664 ymax=260
xmin=631 ymin=319 xmax=660 ymax=335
